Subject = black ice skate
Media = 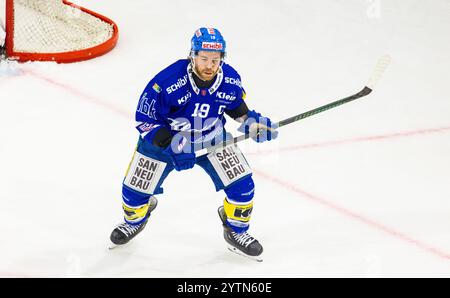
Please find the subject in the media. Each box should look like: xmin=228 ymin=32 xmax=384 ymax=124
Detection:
xmin=109 ymin=196 xmax=158 ymax=249
xmin=218 ymin=206 xmax=263 ymax=262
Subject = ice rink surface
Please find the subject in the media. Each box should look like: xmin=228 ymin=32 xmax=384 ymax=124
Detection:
xmin=1 ymin=0 xmax=450 ymax=277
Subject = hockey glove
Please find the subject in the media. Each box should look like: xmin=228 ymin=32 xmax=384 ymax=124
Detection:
xmin=237 ymin=110 xmax=279 ymax=143
xmin=163 ymin=135 xmax=196 ymax=171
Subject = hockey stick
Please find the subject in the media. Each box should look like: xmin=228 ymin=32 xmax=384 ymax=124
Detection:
xmin=197 ymin=55 xmax=391 ymax=155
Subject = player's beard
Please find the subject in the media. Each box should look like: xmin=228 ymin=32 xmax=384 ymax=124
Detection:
xmin=199 ymin=68 xmax=216 ymax=81
xmin=191 ymin=58 xmax=219 ymax=81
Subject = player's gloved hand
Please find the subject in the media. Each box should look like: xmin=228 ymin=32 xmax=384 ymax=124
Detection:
xmin=163 ymin=136 xmax=196 ymax=171
xmin=237 ymin=110 xmax=279 ymax=143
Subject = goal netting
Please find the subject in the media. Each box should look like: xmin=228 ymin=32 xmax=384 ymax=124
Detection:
xmin=1 ymin=0 xmax=118 ymax=63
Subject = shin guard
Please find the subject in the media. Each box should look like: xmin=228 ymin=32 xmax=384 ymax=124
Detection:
xmin=223 ymin=176 xmax=255 ymax=233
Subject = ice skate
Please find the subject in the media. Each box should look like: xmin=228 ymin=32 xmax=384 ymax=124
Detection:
xmin=109 ymin=196 xmax=158 ymax=249
xmin=218 ymin=206 xmax=263 ymax=262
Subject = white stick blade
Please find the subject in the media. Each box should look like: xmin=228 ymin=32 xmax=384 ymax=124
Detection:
xmin=367 ymin=55 xmax=391 ymax=90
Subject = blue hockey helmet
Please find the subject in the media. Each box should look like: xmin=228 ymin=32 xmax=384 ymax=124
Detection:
xmin=190 ymin=27 xmax=226 ymax=57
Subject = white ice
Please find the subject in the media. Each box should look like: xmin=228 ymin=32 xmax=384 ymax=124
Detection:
xmin=1 ymin=0 xmax=450 ymax=277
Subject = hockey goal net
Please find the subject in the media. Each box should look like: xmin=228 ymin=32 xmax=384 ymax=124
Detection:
xmin=0 ymin=0 xmax=118 ymax=63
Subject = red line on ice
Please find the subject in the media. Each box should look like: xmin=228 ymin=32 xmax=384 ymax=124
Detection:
xmin=23 ymin=69 xmax=132 ymax=119
xmin=247 ymin=126 xmax=450 ymax=155
xmin=253 ymin=168 xmax=450 ymax=261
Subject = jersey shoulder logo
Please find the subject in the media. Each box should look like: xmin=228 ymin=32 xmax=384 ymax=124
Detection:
xmin=224 ymin=76 xmax=242 ymax=88
xmin=152 ymin=83 xmax=162 ymax=93
xmin=166 ymin=74 xmax=188 ymax=94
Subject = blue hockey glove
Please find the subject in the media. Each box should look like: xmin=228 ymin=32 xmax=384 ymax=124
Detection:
xmin=163 ymin=136 xmax=196 ymax=171
xmin=237 ymin=110 xmax=279 ymax=143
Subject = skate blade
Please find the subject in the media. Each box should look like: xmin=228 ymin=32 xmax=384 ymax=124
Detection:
xmin=108 ymin=243 xmax=119 ymax=250
xmin=108 ymin=241 xmax=125 ymax=250
xmin=227 ymin=245 xmax=263 ymax=262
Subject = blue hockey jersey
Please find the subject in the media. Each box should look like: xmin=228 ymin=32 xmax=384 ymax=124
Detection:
xmin=135 ymin=59 xmax=246 ymax=146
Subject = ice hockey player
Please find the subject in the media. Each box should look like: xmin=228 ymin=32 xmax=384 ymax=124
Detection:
xmin=110 ymin=27 xmax=278 ymax=261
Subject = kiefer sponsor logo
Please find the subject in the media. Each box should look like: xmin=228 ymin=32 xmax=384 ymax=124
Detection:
xmin=166 ymin=75 xmax=188 ymax=94
xmin=216 ymin=91 xmax=236 ymax=101
xmin=177 ymin=92 xmax=192 ymax=105
xmin=201 ymin=42 xmax=223 ymax=50
xmin=224 ymin=77 xmax=242 ymax=88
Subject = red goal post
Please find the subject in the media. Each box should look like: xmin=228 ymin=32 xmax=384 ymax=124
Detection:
xmin=4 ymin=0 xmax=119 ymax=63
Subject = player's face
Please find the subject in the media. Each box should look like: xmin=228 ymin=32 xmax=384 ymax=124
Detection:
xmin=193 ymin=51 xmax=222 ymax=81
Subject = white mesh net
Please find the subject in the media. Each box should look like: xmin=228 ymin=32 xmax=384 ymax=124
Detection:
xmin=11 ymin=0 xmax=114 ymax=54
xmin=1 ymin=1 xmax=5 ymax=48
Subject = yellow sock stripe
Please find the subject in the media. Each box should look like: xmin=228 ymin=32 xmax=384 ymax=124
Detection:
xmin=122 ymin=203 xmax=149 ymax=221
xmin=223 ymin=198 xmax=253 ymax=223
